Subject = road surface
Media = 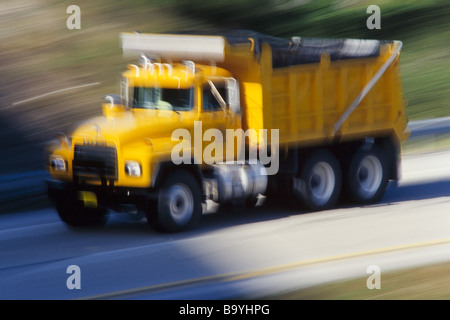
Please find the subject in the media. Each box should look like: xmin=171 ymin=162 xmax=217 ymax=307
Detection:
xmin=0 ymin=150 xmax=450 ymax=300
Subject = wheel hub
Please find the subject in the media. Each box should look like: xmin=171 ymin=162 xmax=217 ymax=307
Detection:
xmin=167 ymin=184 xmax=193 ymax=224
xmin=358 ymin=155 xmax=382 ymax=196
xmin=309 ymin=162 xmax=335 ymax=205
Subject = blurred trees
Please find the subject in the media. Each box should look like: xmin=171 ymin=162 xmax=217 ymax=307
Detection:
xmin=165 ymin=0 xmax=450 ymax=40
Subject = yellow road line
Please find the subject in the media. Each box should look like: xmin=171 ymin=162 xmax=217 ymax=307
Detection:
xmin=83 ymin=237 xmax=450 ymax=299
xmin=229 ymin=237 xmax=450 ymax=282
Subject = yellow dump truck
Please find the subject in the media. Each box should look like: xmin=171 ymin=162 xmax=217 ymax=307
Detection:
xmin=47 ymin=30 xmax=408 ymax=232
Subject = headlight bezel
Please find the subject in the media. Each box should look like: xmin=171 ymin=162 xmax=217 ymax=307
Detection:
xmin=50 ymin=156 xmax=68 ymax=173
xmin=125 ymin=161 xmax=142 ymax=177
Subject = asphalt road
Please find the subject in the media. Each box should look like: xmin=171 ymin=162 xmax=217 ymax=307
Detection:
xmin=1 ymin=150 xmax=450 ymax=300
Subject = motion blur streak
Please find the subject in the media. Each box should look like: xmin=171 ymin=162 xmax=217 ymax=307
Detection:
xmin=11 ymin=82 xmax=101 ymax=107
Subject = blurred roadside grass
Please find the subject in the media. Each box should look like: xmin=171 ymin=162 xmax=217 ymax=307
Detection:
xmin=265 ymin=260 xmax=450 ymax=300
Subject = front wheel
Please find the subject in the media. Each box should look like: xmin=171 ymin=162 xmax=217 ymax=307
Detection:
xmin=55 ymin=192 xmax=108 ymax=227
xmin=293 ymin=150 xmax=342 ymax=211
xmin=147 ymin=170 xmax=202 ymax=233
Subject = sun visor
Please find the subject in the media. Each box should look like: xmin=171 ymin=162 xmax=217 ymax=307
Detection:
xmin=121 ymin=33 xmax=226 ymax=62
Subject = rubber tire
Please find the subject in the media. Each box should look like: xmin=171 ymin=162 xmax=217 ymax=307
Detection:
xmin=295 ymin=150 xmax=342 ymax=211
xmin=344 ymin=145 xmax=389 ymax=204
xmin=245 ymin=195 xmax=259 ymax=208
xmin=55 ymin=192 xmax=107 ymax=227
xmin=147 ymin=170 xmax=202 ymax=233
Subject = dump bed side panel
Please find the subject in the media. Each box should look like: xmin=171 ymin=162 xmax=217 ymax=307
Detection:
xmin=266 ymin=42 xmax=407 ymax=147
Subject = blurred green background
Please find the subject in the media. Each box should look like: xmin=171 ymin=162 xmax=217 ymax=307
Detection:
xmin=1 ymin=0 xmax=449 ymax=174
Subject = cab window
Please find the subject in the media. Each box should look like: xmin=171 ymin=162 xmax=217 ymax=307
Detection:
xmin=203 ymin=82 xmax=227 ymax=112
xmin=133 ymin=87 xmax=193 ymax=111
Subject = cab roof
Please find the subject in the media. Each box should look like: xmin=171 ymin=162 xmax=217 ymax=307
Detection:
xmin=122 ymin=61 xmax=233 ymax=88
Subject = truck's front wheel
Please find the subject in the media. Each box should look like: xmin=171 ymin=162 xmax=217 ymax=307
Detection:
xmin=147 ymin=170 xmax=202 ymax=233
xmin=55 ymin=193 xmax=107 ymax=227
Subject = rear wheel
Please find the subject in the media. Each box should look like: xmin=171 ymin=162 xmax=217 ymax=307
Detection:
xmin=294 ymin=150 xmax=342 ymax=211
xmin=147 ymin=170 xmax=202 ymax=233
xmin=344 ymin=145 xmax=389 ymax=204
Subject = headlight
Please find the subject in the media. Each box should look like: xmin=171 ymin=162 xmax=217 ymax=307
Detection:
xmin=125 ymin=161 xmax=141 ymax=177
xmin=50 ymin=157 xmax=67 ymax=172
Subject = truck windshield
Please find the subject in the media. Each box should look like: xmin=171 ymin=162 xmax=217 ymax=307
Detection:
xmin=133 ymin=87 xmax=193 ymax=111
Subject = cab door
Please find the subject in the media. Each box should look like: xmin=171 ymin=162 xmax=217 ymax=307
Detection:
xmin=200 ymin=78 xmax=241 ymax=164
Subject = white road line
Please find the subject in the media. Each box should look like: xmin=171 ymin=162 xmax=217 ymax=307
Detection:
xmin=11 ymin=82 xmax=101 ymax=106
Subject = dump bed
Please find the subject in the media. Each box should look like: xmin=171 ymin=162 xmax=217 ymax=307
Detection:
xmin=121 ymin=31 xmax=408 ymax=147
xmin=231 ymin=34 xmax=408 ymax=147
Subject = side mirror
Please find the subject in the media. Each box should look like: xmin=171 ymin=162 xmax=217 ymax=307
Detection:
xmin=226 ymin=78 xmax=240 ymax=114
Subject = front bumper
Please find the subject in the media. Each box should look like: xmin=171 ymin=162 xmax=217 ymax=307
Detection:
xmin=46 ymin=179 xmax=155 ymax=212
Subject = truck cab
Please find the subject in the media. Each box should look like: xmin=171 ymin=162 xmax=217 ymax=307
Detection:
xmin=47 ymin=55 xmax=255 ymax=232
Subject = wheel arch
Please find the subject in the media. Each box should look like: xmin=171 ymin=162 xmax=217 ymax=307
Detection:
xmin=152 ymin=161 xmax=203 ymax=193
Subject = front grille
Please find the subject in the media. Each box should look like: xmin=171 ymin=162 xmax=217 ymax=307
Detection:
xmin=73 ymin=145 xmax=118 ymax=180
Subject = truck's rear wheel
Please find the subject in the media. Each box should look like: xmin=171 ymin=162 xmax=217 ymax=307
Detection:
xmin=294 ymin=150 xmax=342 ymax=211
xmin=147 ymin=170 xmax=202 ymax=233
xmin=55 ymin=193 xmax=107 ymax=227
xmin=344 ymin=145 xmax=389 ymax=204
